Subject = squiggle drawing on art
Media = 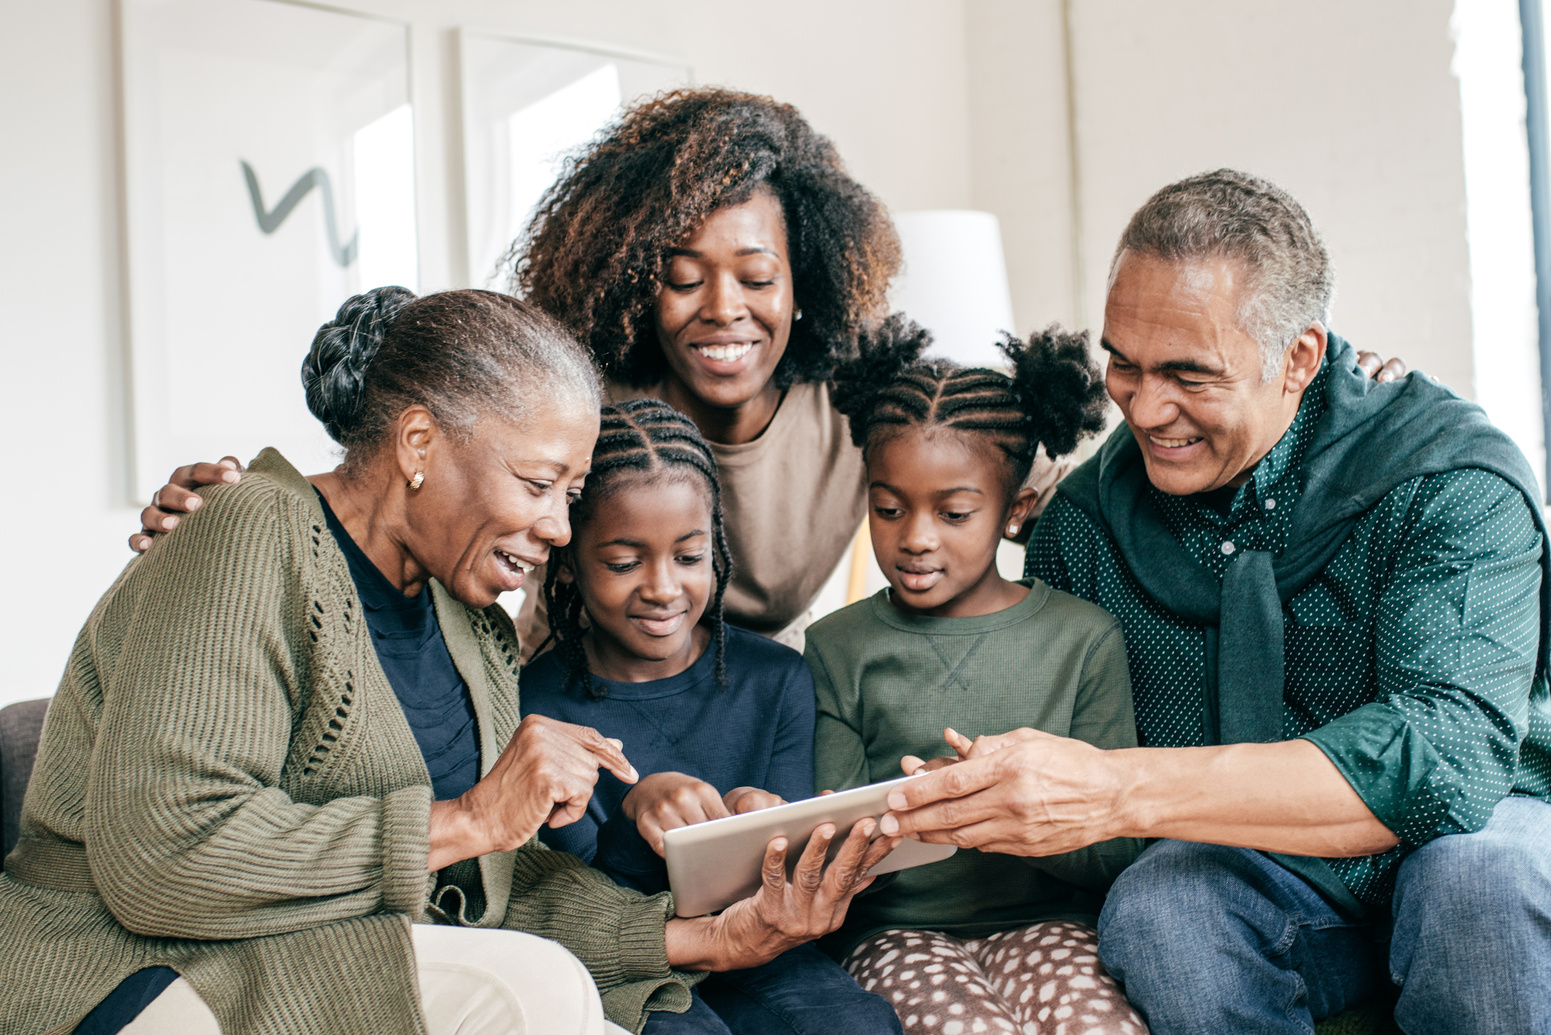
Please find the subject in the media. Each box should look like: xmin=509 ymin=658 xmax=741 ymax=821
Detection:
xmin=240 ymin=161 xmax=358 ymax=267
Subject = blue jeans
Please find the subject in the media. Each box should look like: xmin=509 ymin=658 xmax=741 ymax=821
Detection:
xmin=644 ymin=943 xmax=902 ymax=1035
xmin=1096 ymin=796 xmax=1551 ymax=1035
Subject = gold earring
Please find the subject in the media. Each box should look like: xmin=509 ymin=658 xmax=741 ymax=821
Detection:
xmin=1006 ymin=523 xmax=1020 ymax=538
xmin=408 ymin=471 xmax=424 ymax=491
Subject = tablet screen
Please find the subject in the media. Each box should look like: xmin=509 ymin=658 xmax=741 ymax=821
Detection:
xmin=663 ymin=775 xmax=957 ymax=918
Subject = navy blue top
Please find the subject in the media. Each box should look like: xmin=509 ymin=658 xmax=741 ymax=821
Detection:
xmin=520 ymin=626 xmax=815 ymax=893
xmin=318 ymin=491 xmax=481 ymax=801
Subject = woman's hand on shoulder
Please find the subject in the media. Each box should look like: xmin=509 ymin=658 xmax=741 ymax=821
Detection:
xmin=1356 ymin=351 xmax=1407 ymax=383
xmin=622 ymin=772 xmax=732 ymax=857
xmin=428 ymin=714 xmax=638 ymax=871
xmin=664 ymin=818 xmax=900 ymax=971
xmin=130 ymin=457 xmax=244 ymax=552
xmin=1022 ymin=449 xmax=1073 ymax=527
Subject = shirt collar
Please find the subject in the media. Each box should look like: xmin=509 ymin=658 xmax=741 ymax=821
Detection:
xmin=1246 ymin=357 xmax=1328 ymax=497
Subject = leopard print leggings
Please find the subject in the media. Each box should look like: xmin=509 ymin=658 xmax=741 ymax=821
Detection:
xmin=844 ymin=921 xmax=1147 ymax=1035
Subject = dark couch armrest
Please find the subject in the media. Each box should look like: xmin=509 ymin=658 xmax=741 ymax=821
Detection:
xmin=1 ymin=698 xmax=50 ymax=865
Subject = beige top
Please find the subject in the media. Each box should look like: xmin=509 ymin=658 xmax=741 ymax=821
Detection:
xmin=518 ymin=381 xmax=868 ymax=656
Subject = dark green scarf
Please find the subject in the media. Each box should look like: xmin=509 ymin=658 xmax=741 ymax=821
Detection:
xmin=1058 ymin=334 xmax=1551 ymax=746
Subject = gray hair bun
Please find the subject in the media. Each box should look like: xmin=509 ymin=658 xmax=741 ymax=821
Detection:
xmin=302 ymin=286 xmax=417 ymax=444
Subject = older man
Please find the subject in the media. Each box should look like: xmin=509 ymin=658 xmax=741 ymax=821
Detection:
xmin=879 ymin=170 xmax=1551 ymax=1034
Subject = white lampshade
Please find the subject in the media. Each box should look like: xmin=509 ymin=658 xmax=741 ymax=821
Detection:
xmin=888 ymin=210 xmax=1017 ymax=369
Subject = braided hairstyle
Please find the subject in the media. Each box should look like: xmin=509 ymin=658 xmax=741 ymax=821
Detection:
xmin=302 ymin=286 xmax=601 ymax=473
xmin=543 ymin=398 xmax=733 ymax=700
xmin=831 ymin=315 xmax=1110 ymax=495
xmin=512 ymin=87 xmax=901 ymax=389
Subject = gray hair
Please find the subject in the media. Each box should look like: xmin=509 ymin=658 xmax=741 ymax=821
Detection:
xmin=1110 ymin=169 xmax=1333 ymax=381
xmin=303 ymin=287 xmax=602 ymax=474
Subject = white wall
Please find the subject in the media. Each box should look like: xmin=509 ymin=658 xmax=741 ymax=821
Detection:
xmin=0 ymin=0 xmax=972 ymax=709
xmin=1 ymin=0 xmax=1532 ymax=709
xmin=965 ymin=0 xmax=1079 ymax=330
xmin=1 ymin=1 xmax=140 ymax=710
xmin=968 ymin=0 xmax=1500 ymax=400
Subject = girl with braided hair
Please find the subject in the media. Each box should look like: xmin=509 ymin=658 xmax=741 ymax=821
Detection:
xmin=518 ymin=398 xmax=903 ymax=1035
xmin=806 ymin=318 xmax=1150 ymax=1034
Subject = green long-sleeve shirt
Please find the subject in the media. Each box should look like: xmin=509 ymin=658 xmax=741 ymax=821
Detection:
xmin=1028 ymin=359 xmax=1551 ymax=912
xmin=806 ymin=582 xmax=1144 ymax=957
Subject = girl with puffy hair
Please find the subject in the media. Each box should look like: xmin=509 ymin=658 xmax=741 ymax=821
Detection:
xmin=809 ymin=317 xmax=1149 ymax=1034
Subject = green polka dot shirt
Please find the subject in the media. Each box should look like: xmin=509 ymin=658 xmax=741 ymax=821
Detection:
xmin=1027 ymin=373 xmax=1551 ymax=910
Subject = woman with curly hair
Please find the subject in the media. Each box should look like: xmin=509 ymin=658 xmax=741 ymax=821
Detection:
xmin=136 ymin=87 xmax=919 ymax=653
xmin=507 ymin=86 xmax=902 ymax=651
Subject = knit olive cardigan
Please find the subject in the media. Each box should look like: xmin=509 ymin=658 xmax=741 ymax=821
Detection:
xmin=0 ymin=449 xmax=693 ymax=1035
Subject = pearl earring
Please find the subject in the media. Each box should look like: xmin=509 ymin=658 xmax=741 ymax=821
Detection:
xmin=793 ymin=307 xmax=804 ymax=322
xmin=408 ymin=471 xmax=424 ymax=491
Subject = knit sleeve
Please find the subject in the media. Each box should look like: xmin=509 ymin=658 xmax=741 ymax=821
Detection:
xmin=808 ymin=630 xmax=871 ymax=793
xmin=82 ymin=482 xmax=432 ymax=940
xmin=501 ymin=841 xmax=700 ymax=1030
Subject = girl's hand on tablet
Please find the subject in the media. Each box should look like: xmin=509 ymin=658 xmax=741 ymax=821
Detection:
xmin=901 ymin=726 xmax=978 ymax=775
xmin=902 ymin=755 xmax=956 ymax=775
xmin=623 ymin=772 xmax=731 ymax=857
xmin=723 ymin=787 xmax=785 ymax=814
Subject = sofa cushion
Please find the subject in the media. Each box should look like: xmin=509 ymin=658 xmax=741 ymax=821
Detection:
xmin=1 ymin=698 xmax=49 ymax=864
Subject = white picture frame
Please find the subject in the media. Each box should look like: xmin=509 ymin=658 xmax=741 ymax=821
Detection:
xmin=119 ymin=0 xmax=417 ymax=502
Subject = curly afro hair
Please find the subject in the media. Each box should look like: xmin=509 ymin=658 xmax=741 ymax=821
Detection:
xmin=831 ymin=316 xmax=1110 ymax=495
xmin=511 ymin=87 xmax=902 ymax=389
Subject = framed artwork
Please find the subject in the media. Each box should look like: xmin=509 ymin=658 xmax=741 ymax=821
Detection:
xmin=459 ymin=32 xmax=690 ymax=289
xmin=119 ymin=0 xmax=416 ymax=501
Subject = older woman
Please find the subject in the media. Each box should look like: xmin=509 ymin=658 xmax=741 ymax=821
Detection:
xmin=3 ymin=288 xmax=891 ymax=1035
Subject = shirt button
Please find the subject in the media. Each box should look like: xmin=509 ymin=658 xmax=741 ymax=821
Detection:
xmin=1221 ymin=541 xmax=1236 ymax=556
xmin=1264 ymin=498 xmax=1276 ymax=510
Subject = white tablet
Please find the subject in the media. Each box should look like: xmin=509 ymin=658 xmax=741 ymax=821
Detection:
xmin=663 ymin=775 xmax=957 ymax=918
